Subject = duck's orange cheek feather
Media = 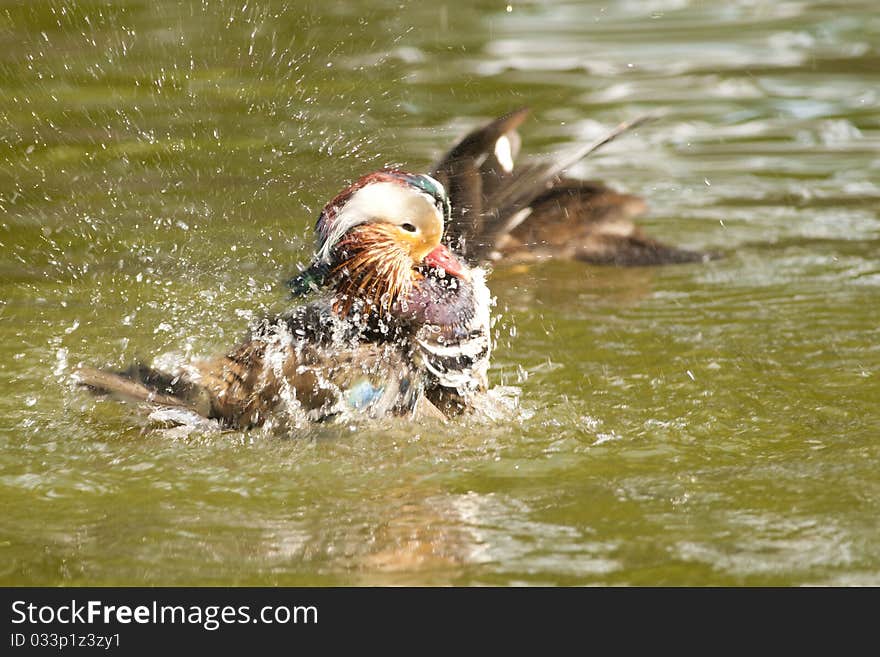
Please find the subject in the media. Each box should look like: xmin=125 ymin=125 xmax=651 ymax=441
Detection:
xmin=396 ymin=230 xmax=439 ymax=262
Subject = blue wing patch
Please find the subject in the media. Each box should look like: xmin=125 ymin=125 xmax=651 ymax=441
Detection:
xmin=346 ymin=379 xmax=386 ymax=410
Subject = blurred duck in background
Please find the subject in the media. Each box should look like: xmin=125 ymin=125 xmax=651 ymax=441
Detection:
xmin=431 ymin=108 xmax=713 ymax=267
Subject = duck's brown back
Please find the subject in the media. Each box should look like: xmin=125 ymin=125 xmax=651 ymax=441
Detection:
xmin=432 ymin=108 xmax=715 ymax=266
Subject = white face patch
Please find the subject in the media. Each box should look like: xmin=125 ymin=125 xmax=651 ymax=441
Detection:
xmin=318 ymin=181 xmax=443 ymax=264
xmin=494 ymin=134 xmax=515 ymax=173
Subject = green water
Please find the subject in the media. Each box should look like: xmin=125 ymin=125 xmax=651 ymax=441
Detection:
xmin=2 ymin=0 xmax=879 ymax=585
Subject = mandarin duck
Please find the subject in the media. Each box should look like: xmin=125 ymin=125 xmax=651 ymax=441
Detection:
xmin=429 ymin=108 xmax=713 ymax=266
xmin=76 ymin=171 xmax=492 ymax=428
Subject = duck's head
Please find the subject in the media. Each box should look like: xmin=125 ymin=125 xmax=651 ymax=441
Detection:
xmin=291 ymin=169 xmax=468 ymax=316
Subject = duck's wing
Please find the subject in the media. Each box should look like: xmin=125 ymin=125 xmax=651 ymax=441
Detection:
xmin=430 ymin=107 xmax=530 ymax=260
xmin=193 ymin=331 xmax=419 ymax=428
xmin=432 ymin=110 xmax=712 ymax=265
xmin=75 ymin=303 xmax=427 ymax=429
xmin=500 ymin=178 xmax=713 ymax=266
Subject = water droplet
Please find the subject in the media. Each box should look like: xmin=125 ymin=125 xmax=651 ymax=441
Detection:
xmin=53 ymin=348 xmax=68 ymax=376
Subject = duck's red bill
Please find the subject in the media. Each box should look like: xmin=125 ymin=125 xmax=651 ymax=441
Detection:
xmin=423 ymin=244 xmax=468 ymax=280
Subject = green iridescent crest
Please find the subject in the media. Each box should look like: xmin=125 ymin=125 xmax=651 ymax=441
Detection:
xmin=409 ymin=173 xmax=452 ymax=224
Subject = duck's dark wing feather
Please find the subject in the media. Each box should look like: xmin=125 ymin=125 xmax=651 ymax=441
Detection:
xmin=430 ymin=108 xmax=530 ymax=260
xmin=75 ymin=302 xmax=428 ymax=429
xmin=501 ymin=178 xmax=711 ymax=266
xmin=431 ymin=109 xmax=713 ymax=266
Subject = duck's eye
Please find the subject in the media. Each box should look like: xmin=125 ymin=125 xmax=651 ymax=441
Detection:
xmin=400 ymin=222 xmax=418 ymax=233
